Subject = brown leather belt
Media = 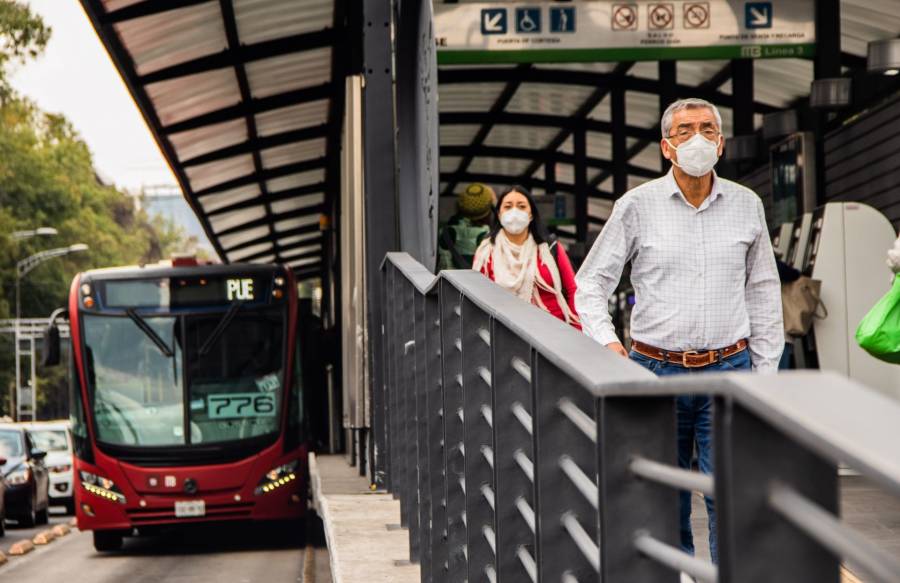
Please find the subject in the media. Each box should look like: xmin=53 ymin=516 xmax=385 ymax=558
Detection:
xmin=632 ymin=339 xmax=748 ymax=368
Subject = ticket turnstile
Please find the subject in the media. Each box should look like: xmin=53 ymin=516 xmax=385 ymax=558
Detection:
xmin=771 ymin=222 xmax=793 ymax=261
xmin=801 ymin=202 xmax=900 ymax=400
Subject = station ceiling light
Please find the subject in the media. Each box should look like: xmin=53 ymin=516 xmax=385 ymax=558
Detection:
xmin=810 ymin=78 xmax=852 ymax=109
xmin=762 ymin=110 xmax=798 ymax=141
xmin=867 ymin=38 xmax=900 ymax=76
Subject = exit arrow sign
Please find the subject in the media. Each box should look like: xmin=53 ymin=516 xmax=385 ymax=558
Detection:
xmin=745 ymin=2 xmax=772 ymax=29
xmin=481 ymin=8 xmax=507 ymax=34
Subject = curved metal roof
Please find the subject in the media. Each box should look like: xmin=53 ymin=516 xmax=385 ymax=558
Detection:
xmin=80 ymin=0 xmax=340 ymax=280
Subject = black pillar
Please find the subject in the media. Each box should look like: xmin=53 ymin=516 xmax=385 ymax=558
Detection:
xmin=611 ymin=86 xmax=628 ymax=197
xmin=574 ymin=128 xmax=588 ymax=242
xmin=363 ymin=0 xmax=399 ymax=485
xmin=813 ymin=0 xmax=841 ymax=206
xmin=658 ymin=61 xmax=677 ymax=170
xmin=731 ymin=59 xmax=755 ymax=136
xmin=545 ymin=160 xmax=557 ymax=195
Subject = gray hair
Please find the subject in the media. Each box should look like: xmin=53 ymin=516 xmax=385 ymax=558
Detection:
xmin=660 ymin=98 xmax=723 ymax=138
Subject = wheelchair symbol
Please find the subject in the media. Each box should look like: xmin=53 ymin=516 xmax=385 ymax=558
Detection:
xmin=516 ymin=7 xmax=542 ymax=34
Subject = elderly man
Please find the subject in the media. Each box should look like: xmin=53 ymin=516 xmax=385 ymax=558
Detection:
xmin=575 ymin=98 xmax=783 ymax=563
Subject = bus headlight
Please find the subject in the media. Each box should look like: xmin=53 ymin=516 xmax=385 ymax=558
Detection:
xmin=80 ymin=470 xmax=126 ymax=504
xmin=255 ymin=460 xmax=299 ymax=495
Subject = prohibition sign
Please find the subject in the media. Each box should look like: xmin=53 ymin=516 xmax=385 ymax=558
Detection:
xmin=612 ymin=4 xmax=638 ymax=31
xmin=648 ymin=4 xmax=674 ymax=30
xmin=683 ymin=2 xmax=710 ymax=29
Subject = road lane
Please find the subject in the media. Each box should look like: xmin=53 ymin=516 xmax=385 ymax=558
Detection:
xmin=3 ymin=507 xmax=72 ymax=551
xmin=2 ymin=519 xmax=332 ymax=583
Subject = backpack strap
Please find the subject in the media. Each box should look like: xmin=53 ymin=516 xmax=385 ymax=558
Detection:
xmin=545 ymin=236 xmax=568 ymax=303
xmin=440 ymin=225 xmax=469 ymax=269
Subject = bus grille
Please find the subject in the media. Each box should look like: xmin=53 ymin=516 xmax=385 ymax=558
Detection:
xmin=126 ymin=502 xmax=254 ymax=524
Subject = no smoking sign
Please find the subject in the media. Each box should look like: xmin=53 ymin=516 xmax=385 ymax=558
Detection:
xmin=683 ymin=2 xmax=710 ymax=29
xmin=648 ymin=4 xmax=674 ymax=30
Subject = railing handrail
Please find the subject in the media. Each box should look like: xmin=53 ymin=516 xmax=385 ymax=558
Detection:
xmin=441 ymin=265 xmax=900 ymax=497
xmin=380 ymin=252 xmax=900 ymax=583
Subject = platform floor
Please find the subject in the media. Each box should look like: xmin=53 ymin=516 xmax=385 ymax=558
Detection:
xmin=690 ymin=474 xmax=900 ymax=581
xmin=310 ymin=454 xmax=419 ymax=583
xmin=312 ymin=456 xmax=898 ymax=583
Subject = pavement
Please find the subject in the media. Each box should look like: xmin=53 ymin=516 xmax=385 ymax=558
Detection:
xmin=0 ymin=506 xmax=332 ymax=583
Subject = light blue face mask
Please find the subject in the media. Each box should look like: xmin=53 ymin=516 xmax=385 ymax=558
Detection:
xmin=665 ymin=133 xmax=721 ymax=177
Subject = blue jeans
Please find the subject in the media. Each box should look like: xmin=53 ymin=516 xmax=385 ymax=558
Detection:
xmin=629 ymin=347 xmax=752 ymax=563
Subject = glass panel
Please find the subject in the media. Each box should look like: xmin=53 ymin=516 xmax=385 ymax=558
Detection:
xmin=0 ymin=430 xmax=23 ymax=457
xmin=84 ymin=315 xmax=185 ymax=446
xmin=29 ymin=430 xmax=68 ymax=452
xmin=185 ymin=309 xmax=284 ymax=444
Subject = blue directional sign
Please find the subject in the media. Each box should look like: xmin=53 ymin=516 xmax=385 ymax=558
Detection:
xmin=481 ymin=8 xmax=508 ymax=35
xmin=549 ymin=6 xmax=576 ymax=33
xmin=516 ymin=7 xmax=542 ymax=33
xmin=745 ymin=2 xmax=773 ymax=29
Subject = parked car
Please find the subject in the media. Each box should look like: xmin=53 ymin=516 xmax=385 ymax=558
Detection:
xmin=0 ymin=424 xmax=50 ymax=526
xmin=24 ymin=421 xmax=75 ymax=514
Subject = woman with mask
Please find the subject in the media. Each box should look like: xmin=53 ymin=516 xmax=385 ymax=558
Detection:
xmin=473 ymin=186 xmax=581 ymax=328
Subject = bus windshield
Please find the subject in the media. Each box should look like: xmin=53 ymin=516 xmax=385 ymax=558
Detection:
xmin=83 ymin=309 xmax=284 ymax=448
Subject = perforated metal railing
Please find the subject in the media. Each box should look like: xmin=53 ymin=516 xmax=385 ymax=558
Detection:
xmin=379 ymin=252 xmax=900 ymax=583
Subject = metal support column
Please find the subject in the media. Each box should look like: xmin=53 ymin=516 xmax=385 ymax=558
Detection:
xmin=731 ymin=59 xmax=755 ymax=136
xmin=545 ymin=160 xmax=557 ymax=195
xmin=658 ymin=61 xmax=677 ymax=170
xmin=611 ymin=86 xmax=628 ymax=197
xmin=574 ymin=128 xmax=588 ymax=242
xmin=363 ymin=0 xmax=399 ymax=487
xmin=813 ymin=0 xmax=841 ymax=206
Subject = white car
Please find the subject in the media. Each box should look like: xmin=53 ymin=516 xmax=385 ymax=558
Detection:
xmin=23 ymin=421 xmax=75 ymax=514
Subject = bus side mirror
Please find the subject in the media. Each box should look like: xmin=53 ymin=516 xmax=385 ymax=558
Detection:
xmin=42 ymin=307 xmax=68 ymax=367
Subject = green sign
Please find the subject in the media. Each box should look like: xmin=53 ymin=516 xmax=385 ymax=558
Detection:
xmin=434 ymin=1 xmax=816 ymax=65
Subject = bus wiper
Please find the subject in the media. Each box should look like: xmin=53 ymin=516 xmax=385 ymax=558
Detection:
xmin=126 ymin=308 xmax=174 ymax=357
xmin=199 ymin=302 xmax=243 ymax=356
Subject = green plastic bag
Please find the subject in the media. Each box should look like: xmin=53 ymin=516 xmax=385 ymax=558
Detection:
xmin=856 ymin=275 xmax=900 ymax=364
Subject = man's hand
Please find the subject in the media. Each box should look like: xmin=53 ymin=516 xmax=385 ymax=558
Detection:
xmin=606 ymin=342 xmax=628 ymax=358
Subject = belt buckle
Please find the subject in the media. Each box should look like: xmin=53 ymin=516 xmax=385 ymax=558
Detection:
xmin=681 ymin=350 xmax=705 ymax=368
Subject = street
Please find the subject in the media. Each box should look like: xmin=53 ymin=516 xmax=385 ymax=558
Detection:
xmin=1 ymin=508 xmax=332 ymax=583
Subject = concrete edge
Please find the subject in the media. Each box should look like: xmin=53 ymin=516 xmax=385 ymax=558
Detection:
xmin=309 ymin=453 xmax=343 ymax=583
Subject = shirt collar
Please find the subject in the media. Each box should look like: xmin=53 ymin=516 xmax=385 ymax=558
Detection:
xmin=664 ymin=167 xmax=724 ymax=209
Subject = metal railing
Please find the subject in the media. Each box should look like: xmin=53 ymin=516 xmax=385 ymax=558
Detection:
xmin=379 ymin=252 xmax=900 ymax=583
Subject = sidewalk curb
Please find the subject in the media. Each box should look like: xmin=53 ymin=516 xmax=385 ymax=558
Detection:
xmin=8 ymin=540 xmax=35 ymax=556
xmin=33 ymin=530 xmax=57 ymax=545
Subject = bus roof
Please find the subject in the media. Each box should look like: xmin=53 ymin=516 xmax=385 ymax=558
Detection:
xmin=79 ymin=262 xmax=286 ymax=282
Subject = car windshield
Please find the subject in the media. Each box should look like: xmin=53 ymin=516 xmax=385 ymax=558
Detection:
xmin=28 ymin=430 xmax=69 ymax=453
xmin=82 ymin=308 xmax=284 ymax=447
xmin=0 ymin=430 xmax=24 ymax=457
xmin=184 ymin=310 xmax=284 ymax=444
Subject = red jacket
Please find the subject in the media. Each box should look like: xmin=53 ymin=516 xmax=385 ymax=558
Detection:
xmin=476 ymin=242 xmax=581 ymax=329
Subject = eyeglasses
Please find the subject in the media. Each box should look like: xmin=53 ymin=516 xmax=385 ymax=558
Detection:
xmin=668 ymin=128 xmax=720 ymax=143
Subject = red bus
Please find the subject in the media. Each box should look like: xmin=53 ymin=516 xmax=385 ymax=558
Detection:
xmin=46 ymin=260 xmax=308 ymax=551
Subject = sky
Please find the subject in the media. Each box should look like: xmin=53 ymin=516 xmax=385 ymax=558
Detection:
xmin=9 ymin=0 xmax=177 ymax=192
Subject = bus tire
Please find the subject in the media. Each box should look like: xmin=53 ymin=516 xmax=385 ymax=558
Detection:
xmin=93 ymin=531 xmax=123 ymax=552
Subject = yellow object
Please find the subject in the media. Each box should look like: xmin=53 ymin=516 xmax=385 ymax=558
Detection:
xmin=458 ymin=183 xmax=495 ymax=220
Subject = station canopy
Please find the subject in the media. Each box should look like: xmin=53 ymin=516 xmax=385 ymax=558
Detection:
xmin=81 ymin=0 xmax=339 ymax=279
xmin=83 ymin=0 xmax=900 ymax=266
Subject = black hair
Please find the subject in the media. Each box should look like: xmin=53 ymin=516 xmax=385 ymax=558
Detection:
xmin=489 ymin=185 xmax=549 ymax=244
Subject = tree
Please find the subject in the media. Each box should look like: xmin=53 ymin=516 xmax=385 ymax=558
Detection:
xmin=0 ymin=6 xmax=195 ymax=417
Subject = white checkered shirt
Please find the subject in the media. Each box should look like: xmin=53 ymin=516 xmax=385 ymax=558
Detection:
xmin=575 ymin=169 xmax=784 ymax=372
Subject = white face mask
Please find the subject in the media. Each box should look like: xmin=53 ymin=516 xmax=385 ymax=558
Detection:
xmin=500 ymin=208 xmax=531 ymax=235
xmin=665 ymin=133 xmax=721 ymax=177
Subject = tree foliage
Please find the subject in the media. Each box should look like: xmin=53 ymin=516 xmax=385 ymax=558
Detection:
xmin=0 ymin=6 xmax=191 ymax=417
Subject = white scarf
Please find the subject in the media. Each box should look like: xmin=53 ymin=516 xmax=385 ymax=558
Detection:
xmin=473 ymin=231 xmax=580 ymax=326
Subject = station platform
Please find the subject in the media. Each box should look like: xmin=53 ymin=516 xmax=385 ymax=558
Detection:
xmin=311 ymin=452 xmax=898 ymax=583
xmin=310 ymin=454 xmax=419 ymax=583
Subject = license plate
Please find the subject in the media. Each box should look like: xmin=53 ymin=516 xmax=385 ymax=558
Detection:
xmin=174 ymin=500 xmax=205 ymax=518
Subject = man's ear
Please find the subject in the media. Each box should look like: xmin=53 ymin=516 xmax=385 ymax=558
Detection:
xmin=660 ymin=138 xmax=674 ymax=161
xmin=717 ymin=135 xmax=725 ymax=157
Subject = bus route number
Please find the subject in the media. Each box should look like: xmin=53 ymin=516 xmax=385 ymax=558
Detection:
xmin=208 ymin=392 xmax=276 ymax=419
